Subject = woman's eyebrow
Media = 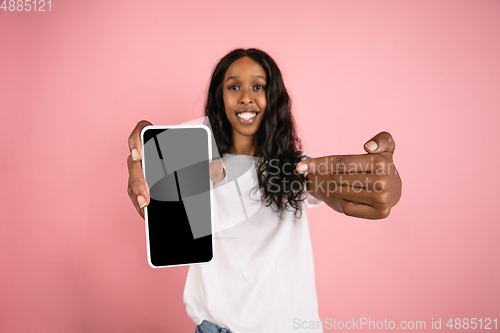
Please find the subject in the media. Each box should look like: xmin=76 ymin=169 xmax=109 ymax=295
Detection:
xmin=226 ymin=75 xmax=265 ymax=82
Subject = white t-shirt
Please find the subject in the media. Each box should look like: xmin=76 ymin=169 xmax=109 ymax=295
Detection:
xmin=183 ymin=153 xmax=323 ymax=332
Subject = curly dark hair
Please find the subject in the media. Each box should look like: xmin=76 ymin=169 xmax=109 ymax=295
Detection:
xmin=205 ymin=48 xmax=308 ymax=219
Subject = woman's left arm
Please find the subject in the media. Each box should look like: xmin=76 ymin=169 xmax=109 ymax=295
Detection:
xmin=297 ymin=132 xmax=402 ymax=220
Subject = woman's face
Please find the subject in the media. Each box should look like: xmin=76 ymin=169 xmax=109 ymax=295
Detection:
xmin=223 ymin=56 xmax=267 ymax=142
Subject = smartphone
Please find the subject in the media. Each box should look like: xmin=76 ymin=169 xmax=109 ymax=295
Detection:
xmin=140 ymin=125 xmax=214 ymax=268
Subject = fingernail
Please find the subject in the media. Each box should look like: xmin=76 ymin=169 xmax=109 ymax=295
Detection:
xmin=137 ymin=195 xmax=147 ymax=208
xmin=365 ymin=141 xmax=378 ymax=151
xmin=132 ymin=149 xmax=140 ymax=161
xmin=297 ymin=163 xmax=308 ymax=173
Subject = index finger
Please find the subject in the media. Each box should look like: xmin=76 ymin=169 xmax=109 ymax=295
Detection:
xmin=128 ymin=120 xmax=153 ymax=161
xmin=296 ymin=154 xmax=386 ymax=175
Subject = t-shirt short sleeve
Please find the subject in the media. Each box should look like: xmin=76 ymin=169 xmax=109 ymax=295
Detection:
xmin=302 ymin=153 xmax=324 ymax=208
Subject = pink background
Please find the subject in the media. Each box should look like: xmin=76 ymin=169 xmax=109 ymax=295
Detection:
xmin=1 ymin=0 xmax=499 ymax=331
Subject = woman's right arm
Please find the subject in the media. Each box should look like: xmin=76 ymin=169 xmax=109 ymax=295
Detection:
xmin=127 ymin=120 xmax=153 ymax=219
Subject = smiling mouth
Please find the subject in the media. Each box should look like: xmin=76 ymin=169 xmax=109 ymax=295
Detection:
xmin=236 ymin=111 xmax=259 ymax=120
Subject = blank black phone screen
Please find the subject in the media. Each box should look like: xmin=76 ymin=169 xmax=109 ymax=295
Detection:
xmin=142 ymin=127 xmax=213 ymax=267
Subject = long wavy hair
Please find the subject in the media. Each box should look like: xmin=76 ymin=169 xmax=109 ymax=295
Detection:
xmin=205 ymin=48 xmax=307 ymax=219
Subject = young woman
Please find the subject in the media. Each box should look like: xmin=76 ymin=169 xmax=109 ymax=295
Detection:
xmin=127 ymin=48 xmax=402 ymax=332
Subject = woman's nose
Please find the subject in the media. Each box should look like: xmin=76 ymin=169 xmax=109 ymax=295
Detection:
xmin=239 ymin=88 xmax=253 ymax=104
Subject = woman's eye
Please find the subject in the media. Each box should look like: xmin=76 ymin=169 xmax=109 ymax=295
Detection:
xmin=254 ymin=85 xmax=264 ymax=90
xmin=229 ymin=85 xmax=239 ymax=90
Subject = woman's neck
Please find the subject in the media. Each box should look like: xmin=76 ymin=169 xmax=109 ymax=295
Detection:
xmin=229 ymin=136 xmax=257 ymax=156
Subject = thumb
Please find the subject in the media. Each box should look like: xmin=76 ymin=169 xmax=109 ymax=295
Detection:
xmin=363 ymin=131 xmax=396 ymax=155
xmin=209 ymin=159 xmax=226 ymax=185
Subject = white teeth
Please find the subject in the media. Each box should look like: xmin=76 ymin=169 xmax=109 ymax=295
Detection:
xmin=237 ymin=112 xmax=257 ymax=120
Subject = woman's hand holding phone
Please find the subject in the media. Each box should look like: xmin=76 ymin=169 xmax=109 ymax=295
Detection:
xmin=127 ymin=120 xmax=225 ymax=219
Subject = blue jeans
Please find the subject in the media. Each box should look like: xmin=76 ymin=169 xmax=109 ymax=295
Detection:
xmin=195 ymin=320 xmax=232 ymax=333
